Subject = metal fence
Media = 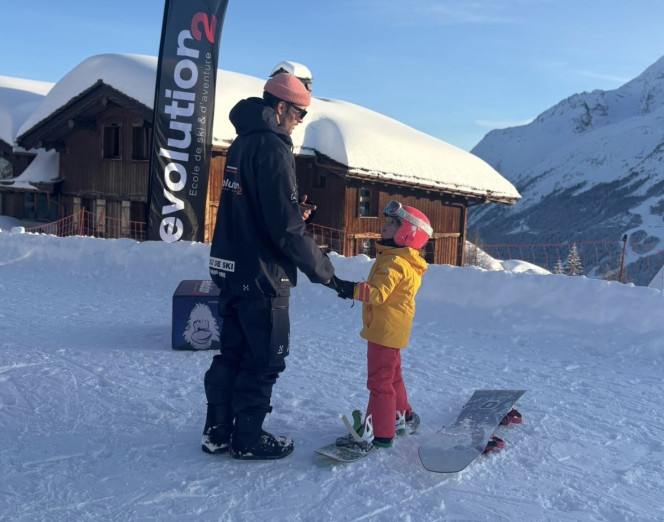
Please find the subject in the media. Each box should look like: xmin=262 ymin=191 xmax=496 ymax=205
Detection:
xmin=25 ymin=209 xmax=146 ymax=241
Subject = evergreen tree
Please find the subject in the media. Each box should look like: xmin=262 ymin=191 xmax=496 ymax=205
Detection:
xmin=566 ymin=243 xmax=583 ymax=276
xmin=554 ymin=259 xmax=565 ymax=275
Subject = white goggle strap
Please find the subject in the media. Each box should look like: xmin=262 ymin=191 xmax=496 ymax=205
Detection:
xmin=400 ymin=210 xmax=433 ymax=237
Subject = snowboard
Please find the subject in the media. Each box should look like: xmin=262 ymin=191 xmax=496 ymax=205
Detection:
xmin=314 ymin=411 xmax=419 ymax=463
xmin=418 ymin=389 xmax=526 ymax=473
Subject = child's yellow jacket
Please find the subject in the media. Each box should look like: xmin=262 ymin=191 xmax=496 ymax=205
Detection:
xmin=354 ymin=244 xmax=428 ymax=349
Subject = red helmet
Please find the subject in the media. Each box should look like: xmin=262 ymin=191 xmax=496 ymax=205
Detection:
xmin=383 ymin=201 xmax=433 ymax=249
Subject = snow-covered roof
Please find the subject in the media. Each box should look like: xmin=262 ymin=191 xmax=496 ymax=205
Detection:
xmin=18 ymin=54 xmax=156 ymax=138
xmin=0 ymin=150 xmax=59 ymax=190
xmin=15 ymin=54 xmax=520 ymax=202
xmin=0 ymin=75 xmax=53 ymax=145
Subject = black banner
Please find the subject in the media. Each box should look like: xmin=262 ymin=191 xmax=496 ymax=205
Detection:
xmin=147 ymin=0 xmax=229 ymax=242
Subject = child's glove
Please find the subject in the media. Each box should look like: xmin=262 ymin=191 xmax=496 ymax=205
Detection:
xmin=324 ymin=276 xmax=356 ymax=300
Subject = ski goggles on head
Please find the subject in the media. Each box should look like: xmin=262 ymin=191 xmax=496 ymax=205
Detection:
xmin=383 ymin=200 xmax=433 ymax=236
xmin=383 ymin=200 xmax=404 ymax=218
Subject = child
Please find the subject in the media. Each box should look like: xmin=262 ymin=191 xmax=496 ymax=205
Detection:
xmin=332 ymin=200 xmax=432 ymax=449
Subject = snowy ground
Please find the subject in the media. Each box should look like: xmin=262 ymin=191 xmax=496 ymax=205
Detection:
xmin=1 ymin=227 xmax=663 ymax=522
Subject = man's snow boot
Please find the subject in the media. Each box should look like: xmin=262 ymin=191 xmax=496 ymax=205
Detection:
xmin=201 ymin=403 xmax=232 ymax=455
xmin=229 ymin=430 xmax=294 ymax=460
xmin=202 ymin=425 xmax=231 ymax=454
xmin=229 ymin=409 xmax=294 ymax=460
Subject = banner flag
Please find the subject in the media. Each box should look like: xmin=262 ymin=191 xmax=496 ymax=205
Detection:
xmin=147 ymin=0 xmax=229 ymax=242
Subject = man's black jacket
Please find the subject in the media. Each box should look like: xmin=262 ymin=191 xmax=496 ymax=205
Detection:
xmin=209 ymin=97 xmax=334 ymax=297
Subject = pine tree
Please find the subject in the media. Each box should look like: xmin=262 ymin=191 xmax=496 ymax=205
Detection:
xmin=566 ymin=243 xmax=583 ymax=276
xmin=554 ymin=259 xmax=565 ymax=275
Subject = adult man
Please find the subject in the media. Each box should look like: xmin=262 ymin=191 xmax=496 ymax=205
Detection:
xmin=203 ymin=73 xmax=336 ymax=460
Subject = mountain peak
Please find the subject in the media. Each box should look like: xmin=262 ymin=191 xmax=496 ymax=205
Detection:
xmin=469 ymin=54 xmax=664 ymax=285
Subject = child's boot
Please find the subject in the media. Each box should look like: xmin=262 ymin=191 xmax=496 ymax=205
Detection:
xmin=395 ymin=410 xmax=420 ymax=437
xmin=336 ymin=412 xmax=375 ymax=450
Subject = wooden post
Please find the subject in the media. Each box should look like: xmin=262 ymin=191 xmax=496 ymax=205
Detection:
xmin=73 ymin=197 xmax=81 ymax=236
xmin=96 ymin=199 xmax=106 ymax=237
xmin=618 ymin=234 xmax=628 ymax=283
xmin=121 ymin=201 xmax=131 ymax=238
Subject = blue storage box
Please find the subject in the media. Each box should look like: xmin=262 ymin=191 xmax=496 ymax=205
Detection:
xmin=172 ymin=280 xmax=222 ymax=350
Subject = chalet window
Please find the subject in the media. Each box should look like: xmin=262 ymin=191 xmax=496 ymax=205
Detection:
xmin=36 ymin=193 xmax=57 ymax=221
xmin=313 ymin=172 xmax=326 ymax=188
xmin=23 ymin=194 xmax=35 ymax=219
xmin=358 ymin=186 xmax=377 ymax=217
xmin=103 ymin=125 xmax=121 ymax=159
xmin=132 ymin=126 xmax=150 ymax=160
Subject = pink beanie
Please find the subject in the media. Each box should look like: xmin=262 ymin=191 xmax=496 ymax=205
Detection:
xmin=264 ymin=72 xmax=312 ymax=107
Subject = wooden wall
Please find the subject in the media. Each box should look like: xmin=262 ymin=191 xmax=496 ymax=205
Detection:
xmin=207 ymin=154 xmax=470 ymax=265
xmin=0 ymin=191 xmax=24 ymax=218
xmin=59 ymin=107 xmax=150 ymax=201
xmin=340 ymin=178 xmax=467 ymax=265
xmin=205 ymin=152 xmax=226 ymax=242
xmin=295 ymin=158 xmax=346 ymax=229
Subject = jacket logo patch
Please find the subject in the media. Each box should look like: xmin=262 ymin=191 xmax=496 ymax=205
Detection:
xmin=223 ymin=177 xmax=243 ymax=195
xmin=209 ymin=256 xmax=235 ymax=272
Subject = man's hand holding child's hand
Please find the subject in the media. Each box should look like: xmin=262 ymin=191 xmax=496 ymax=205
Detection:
xmin=323 ymin=276 xmax=356 ymax=300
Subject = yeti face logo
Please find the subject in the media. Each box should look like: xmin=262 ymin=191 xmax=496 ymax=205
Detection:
xmin=183 ymin=303 xmax=220 ymax=350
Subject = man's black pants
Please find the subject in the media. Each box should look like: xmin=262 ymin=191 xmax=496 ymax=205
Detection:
xmin=204 ymin=293 xmax=290 ymax=422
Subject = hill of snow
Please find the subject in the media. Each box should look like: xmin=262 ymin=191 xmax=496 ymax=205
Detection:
xmin=1 ymin=227 xmax=662 ymax=521
xmin=469 ymin=55 xmax=664 ymax=285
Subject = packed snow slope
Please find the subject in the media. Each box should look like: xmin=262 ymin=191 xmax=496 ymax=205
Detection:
xmin=1 ymin=230 xmax=663 ymax=522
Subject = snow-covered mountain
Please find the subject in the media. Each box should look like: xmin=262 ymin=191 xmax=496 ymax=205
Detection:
xmin=469 ymin=55 xmax=664 ymax=285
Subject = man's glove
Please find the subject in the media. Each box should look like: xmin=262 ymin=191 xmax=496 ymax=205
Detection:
xmin=324 ymin=275 xmax=356 ymax=300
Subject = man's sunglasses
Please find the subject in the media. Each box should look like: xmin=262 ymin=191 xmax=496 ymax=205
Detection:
xmin=286 ymin=103 xmax=308 ymax=120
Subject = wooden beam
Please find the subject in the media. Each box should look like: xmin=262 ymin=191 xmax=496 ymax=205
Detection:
xmin=68 ymin=118 xmax=97 ymax=130
xmin=42 ymin=140 xmax=66 ymax=151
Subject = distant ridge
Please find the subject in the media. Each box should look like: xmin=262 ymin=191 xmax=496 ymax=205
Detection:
xmin=469 ymin=55 xmax=664 ymax=285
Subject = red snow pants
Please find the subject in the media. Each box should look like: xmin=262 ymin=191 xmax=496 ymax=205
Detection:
xmin=365 ymin=341 xmax=412 ymax=439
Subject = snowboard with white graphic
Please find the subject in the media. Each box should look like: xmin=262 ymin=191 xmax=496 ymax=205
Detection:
xmin=418 ymin=389 xmax=526 ymax=473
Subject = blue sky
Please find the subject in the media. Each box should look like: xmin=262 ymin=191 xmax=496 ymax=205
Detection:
xmin=2 ymin=0 xmax=663 ymax=150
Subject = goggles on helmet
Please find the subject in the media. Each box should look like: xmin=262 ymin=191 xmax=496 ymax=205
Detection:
xmin=383 ymin=201 xmax=433 ymax=236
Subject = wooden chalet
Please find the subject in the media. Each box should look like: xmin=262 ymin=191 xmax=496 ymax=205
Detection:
xmin=7 ymin=55 xmax=520 ymax=266
xmin=15 ymin=80 xmax=152 ymax=228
